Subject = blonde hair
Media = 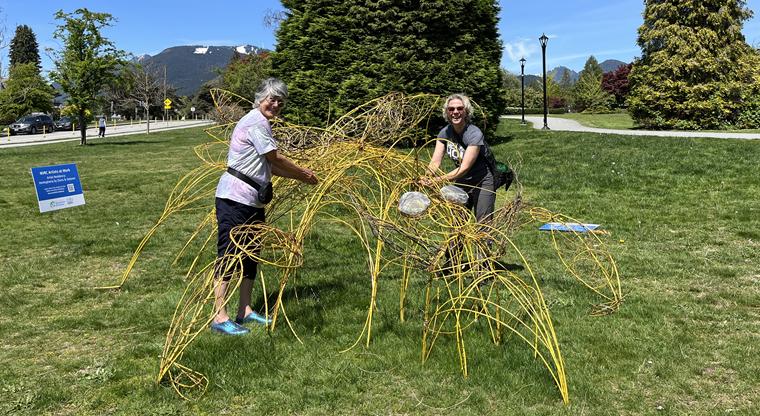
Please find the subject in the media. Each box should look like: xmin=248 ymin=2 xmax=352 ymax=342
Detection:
xmin=442 ymin=93 xmax=473 ymax=124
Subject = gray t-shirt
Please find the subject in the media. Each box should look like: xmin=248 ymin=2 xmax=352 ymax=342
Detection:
xmin=437 ymin=124 xmax=489 ymax=186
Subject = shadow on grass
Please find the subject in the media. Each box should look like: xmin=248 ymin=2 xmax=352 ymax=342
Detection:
xmin=489 ymin=132 xmax=519 ymax=146
xmin=495 ymin=261 xmax=524 ymax=271
xmin=250 ymin=279 xmax=352 ymax=333
xmin=88 ymin=139 xmax=167 ymax=146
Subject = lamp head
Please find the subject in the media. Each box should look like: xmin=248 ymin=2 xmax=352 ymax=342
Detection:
xmin=539 ymin=33 xmax=549 ymax=47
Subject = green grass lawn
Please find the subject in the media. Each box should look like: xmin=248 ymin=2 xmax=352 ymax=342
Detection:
xmin=1 ymin=122 xmax=758 ymax=415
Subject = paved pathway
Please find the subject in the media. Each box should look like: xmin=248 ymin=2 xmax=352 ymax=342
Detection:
xmin=503 ymin=115 xmax=760 ymax=140
xmin=0 ymin=119 xmax=214 ymax=149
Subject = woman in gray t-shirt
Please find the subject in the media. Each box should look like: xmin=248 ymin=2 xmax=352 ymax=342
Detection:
xmin=426 ymin=94 xmax=495 ymax=223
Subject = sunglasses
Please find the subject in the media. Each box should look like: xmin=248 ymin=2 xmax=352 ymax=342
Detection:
xmin=447 ymin=106 xmax=465 ymax=112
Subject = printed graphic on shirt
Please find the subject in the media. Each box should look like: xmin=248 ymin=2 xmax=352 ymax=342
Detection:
xmin=446 ymin=141 xmax=465 ymax=164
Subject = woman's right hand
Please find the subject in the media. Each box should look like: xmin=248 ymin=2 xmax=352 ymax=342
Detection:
xmin=302 ymin=169 xmax=319 ymax=185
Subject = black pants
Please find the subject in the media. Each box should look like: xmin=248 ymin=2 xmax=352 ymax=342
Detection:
xmin=98 ymin=127 xmax=105 ymax=137
xmin=215 ymin=198 xmax=265 ymax=281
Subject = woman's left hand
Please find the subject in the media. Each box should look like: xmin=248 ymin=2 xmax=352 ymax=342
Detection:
xmin=419 ymin=176 xmax=442 ymax=187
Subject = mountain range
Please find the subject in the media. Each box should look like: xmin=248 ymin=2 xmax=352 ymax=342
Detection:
xmin=548 ymin=59 xmax=628 ymax=83
xmin=137 ymin=45 xmax=629 ymax=96
xmin=136 ymin=45 xmax=267 ymax=96
xmin=513 ymin=59 xmax=629 ymax=87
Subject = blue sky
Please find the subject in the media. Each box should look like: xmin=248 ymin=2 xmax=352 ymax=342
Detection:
xmin=2 ymin=0 xmax=760 ymax=76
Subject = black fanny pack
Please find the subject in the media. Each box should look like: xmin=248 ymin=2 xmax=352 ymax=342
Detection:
xmin=226 ymin=167 xmax=273 ymax=204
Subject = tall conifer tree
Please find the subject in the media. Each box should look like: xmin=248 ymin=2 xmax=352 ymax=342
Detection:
xmin=272 ymin=0 xmax=506 ymax=133
xmin=573 ymin=56 xmax=612 ymax=113
xmin=628 ymin=0 xmax=758 ymax=129
xmin=9 ymin=25 xmax=41 ymax=70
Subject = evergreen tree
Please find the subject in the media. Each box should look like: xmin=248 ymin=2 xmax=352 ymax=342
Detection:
xmin=49 ymin=8 xmax=126 ymax=145
xmin=0 ymin=63 xmax=55 ymax=123
xmin=573 ymin=56 xmax=613 ymax=113
xmin=578 ymin=56 xmax=602 ymax=80
xmin=558 ymin=69 xmax=575 ymax=110
xmin=735 ymin=50 xmax=760 ymax=128
xmin=9 ymin=25 xmax=41 ymax=70
xmin=272 ymin=0 xmax=506 ymax=134
xmin=628 ymin=0 xmax=758 ymax=129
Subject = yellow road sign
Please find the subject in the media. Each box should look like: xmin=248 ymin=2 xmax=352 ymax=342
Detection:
xmin=164 ymin=98 xmax=172 ymax=106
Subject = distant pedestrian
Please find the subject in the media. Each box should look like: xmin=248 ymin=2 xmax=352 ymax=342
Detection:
xmin=98 ymin=116 xmax=106 ymax=137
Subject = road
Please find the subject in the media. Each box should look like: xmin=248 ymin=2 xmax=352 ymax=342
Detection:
xmin=503 ymin=115 xmax=760 ymax=140
xmin=0 ymin=119 xmax=215 ymax=149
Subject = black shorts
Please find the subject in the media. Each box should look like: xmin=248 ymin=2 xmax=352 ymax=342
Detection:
xmin=215 ymin=197 xmax=265 ymax=280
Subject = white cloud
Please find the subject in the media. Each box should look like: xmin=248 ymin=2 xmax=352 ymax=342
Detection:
xmin=503 ymin=38 xmax=540 ymax=62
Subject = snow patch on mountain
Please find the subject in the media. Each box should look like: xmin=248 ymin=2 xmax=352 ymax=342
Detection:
xmin=194 ymin=47 xmax=209 ymax=54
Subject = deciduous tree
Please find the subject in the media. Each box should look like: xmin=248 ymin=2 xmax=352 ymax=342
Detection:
xmin=48 ymin=8 xmax=126 ymax=145
xmin=221 ymin=52 xmax=272 ymax=101
xmin=502 ymin=70 xmax=521 ymax=107
xmin=106 ymin=63 xmax=164 ymax=133
xmin=602 ymin=63 xmax=631 ymax=108
xmin=0 ymin=63 xmax=54 ymax=123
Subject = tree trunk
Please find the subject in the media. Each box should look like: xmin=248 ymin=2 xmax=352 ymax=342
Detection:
xmin=145 ymin=106 xmax=150 ymax=134
xmin=78 ymin=110 xmax=87 ymax=145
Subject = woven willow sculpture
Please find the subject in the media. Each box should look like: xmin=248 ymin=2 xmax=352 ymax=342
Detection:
xmin=109 ymin=90 xmax=622 ymax=403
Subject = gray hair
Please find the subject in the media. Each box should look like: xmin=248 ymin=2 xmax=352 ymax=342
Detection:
xmin=442 ymin=93 xmax=473 ymax=124
xmin=254 ymin=77 xmax=288 ymax=108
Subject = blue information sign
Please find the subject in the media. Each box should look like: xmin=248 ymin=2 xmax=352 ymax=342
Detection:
xmin=31 ymin=163 xmax=85 ymax=212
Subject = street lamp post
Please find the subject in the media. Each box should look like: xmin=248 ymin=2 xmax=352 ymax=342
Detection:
xmin=519 ymin=57 xmax=526 ymax=125
xmin=539 ymin=33 xmax=550 ymax=130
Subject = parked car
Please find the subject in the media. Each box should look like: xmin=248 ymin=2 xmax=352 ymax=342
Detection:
xmin=9 ymin=113 xmax=54 ymax=135
xmin=54 ymin=116 xmax=75 ymax=131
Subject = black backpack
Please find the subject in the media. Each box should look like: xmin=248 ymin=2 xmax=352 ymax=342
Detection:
xmin=484 ymin=144 xmax=514 ymax=191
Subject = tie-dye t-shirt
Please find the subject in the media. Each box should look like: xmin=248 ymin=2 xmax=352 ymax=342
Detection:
xmin=215 ymin=108 xmax=277 ymax=207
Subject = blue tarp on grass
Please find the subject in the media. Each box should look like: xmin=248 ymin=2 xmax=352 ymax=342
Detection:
xmin=539 ymin=222 xmax=600 ymax=233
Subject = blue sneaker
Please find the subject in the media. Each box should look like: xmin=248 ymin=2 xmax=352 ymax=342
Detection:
xmin=210 ymin=319 xmax=250 ymax=335
xmin=236 ymin=311 xmax=272 ymax=325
